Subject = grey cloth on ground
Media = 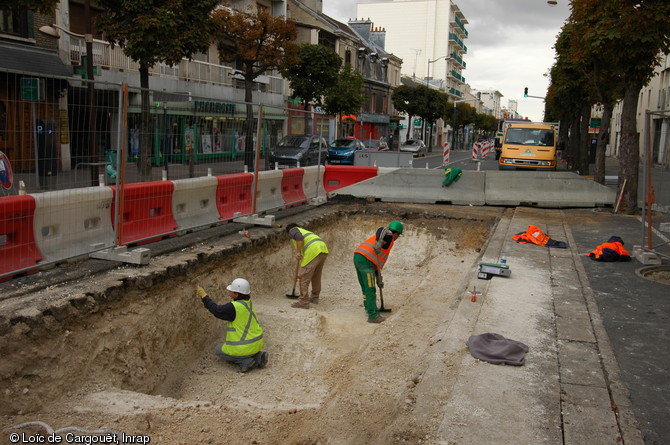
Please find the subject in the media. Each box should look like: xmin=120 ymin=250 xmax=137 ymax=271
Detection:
xmin=466 ymin=333 xmax=529 ymax=366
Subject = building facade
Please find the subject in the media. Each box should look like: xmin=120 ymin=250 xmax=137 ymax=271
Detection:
xmin=357 ymin=0 xmax=467 ymax=100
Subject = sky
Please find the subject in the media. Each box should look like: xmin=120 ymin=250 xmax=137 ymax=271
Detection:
xmin=322 ymin=0 xmax=572 ymax=122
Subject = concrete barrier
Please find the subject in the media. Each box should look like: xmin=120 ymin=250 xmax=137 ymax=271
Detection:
xmin=485 ymin=171 xmax=616 ymax=207
xmin=330 ymin=168 xmax=486 ymax=205
xmin=33 ymin=187 xmax=115 ymax=262
xmin=171 ymin=176 xmax=220 ymax=232
xmin=253 ymin=169 xmax=285 ymax=213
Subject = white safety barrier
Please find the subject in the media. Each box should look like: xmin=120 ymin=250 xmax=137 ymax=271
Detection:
xmin=301 ymin=166 xmax=327 ymax=202
xmin=33 ymin=187 xmax=116 ymax=263
xmin=171 ymin=176 xmax=220 ymax=232
xmin=253 ymin=169 xmax=285 ymax=213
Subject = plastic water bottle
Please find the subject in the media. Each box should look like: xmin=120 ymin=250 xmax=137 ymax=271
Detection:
xmin=500 ymin=253 xmax=507 ymax=264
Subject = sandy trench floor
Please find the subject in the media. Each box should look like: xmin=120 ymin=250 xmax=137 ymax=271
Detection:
xmin=0 ymin=204 xmax=499 ymax=445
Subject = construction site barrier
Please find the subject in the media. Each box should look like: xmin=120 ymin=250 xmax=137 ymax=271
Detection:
xmin=111 ymin=181 xmax=177 ymax=245
xmin=215 ymin=173 xmax=253 ymax=220
xmin=0 ymin=195 xmax=41 ymax=280
xmin=280 ymin=168 xmax=307 ymax=208
xmin=323 ymin=165 xmax=379 ymax=193
xmin=302 ymin=165 xmax=327 ymax=201
xmin=33 ymin=187 xmax=116 ymax=263
xmin=253 ymin=169 xmax=285 ymax=213
xmin=171 ymin=176 xmax=220 ymax=232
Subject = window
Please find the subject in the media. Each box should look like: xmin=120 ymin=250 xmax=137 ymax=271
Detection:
xmin=0 ymin=8 xmax=33 ymax=39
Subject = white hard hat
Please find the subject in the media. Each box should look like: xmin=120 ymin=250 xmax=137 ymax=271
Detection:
xmin=226 ymin=278 xmax=250 ymax=295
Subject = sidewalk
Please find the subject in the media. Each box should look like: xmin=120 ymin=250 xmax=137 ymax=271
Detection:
xmin=420 ymin=205 xmax=668 ymax=444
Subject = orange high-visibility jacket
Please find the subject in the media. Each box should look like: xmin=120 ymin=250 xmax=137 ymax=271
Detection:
xmin=587 ymin=237 xmax=631 ymax=262
xmin=354 ymin=234 xmax=395 ymax=270
xmin=512 ymin=225 xmax=551 ymax=246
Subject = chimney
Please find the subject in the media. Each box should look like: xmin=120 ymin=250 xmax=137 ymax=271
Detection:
xmin=370 ymin=26 xmax=386 ymax=50
xmin=348 ymin=18 xmax=373 ymax=42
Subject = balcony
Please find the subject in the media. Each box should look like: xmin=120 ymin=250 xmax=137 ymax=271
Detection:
xmin=450 ymin=15 xmax=468 ymax=38
xmin=450 ymin=52 xmax=466 ymax=68
xmin=65 ymin=35 xmax=283 ymax=94
xmin=448 ymin=33 xmax=467 ymax=53
xmin=450 ymin=70 xmax=464 ymax=83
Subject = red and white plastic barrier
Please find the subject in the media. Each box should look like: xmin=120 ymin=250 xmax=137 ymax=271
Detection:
xmin=33 ymin=187 xmax=116 ymax=262
xmin=0 ymin=195 xmax=41 ymax=280
xmin=171 ymin=176 xmax=220 ymax=232
xmin=443 ymin=142 xmax=450 ymax=165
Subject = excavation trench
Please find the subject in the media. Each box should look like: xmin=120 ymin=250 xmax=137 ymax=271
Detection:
xmin=1 ymin=203 xmax=500 ymax=444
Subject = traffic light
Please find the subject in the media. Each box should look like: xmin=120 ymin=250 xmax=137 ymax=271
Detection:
xmin=524 ymin=87 xmax=528 ymax=97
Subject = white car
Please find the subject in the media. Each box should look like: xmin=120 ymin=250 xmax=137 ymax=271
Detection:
xmin=400 ymin=139 xmax=427 ymax=157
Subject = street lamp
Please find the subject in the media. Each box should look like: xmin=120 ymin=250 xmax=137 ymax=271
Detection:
xmin=39 ymin=0 xmax=98 ymax=185
xmin=426 ymin=55 xmax=452 ymax=85
xmin=547 ymin=0 xmax=558 ymax=6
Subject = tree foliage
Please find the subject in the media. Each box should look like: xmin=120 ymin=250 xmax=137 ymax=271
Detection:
xmin=97 ymin=0 xmax=219 ymax=179
xmin=211 ymin=7 xmax=297 ymax=170
xmin=323 ymin=64 xmax=365 ymax=118
xmin=548 ymin=0 xmax=670 ymax=213
xmin=282 ymin=43 xmax=342 ymax=110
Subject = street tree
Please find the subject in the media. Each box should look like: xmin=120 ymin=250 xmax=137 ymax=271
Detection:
xmin=282 ymin=44 xmax=342 ymax=133
xmin=322 ymin=65 xmax=365 ymax=137
xmin=212 ymin=7 xmax=297 ymax=171
xmin=547 ymin=22 xmax=593 ymax=174
xmin=416 ymin=88 xmax=449 ymax=150
xmin=97 ymin=0 xmax=219 ymax=180
xmin=566 ymin=0 xmax=670 ymax=213
xmin=392 ymin=85 xmax=425 ymax=140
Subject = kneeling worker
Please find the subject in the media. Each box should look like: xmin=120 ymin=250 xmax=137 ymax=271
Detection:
xmin=196 ymin=278 xmax=268 ymax=372
xmin=353 ymin=221 xmax=403 ymax=323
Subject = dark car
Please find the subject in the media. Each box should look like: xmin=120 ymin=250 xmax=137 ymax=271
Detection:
xmin=268 ymin=135 xmax=328 ymax=168
xmin=327 ymin=138 xmax=366 ymax=165
xmin=363 ymin=139 xmax=389 ymax=151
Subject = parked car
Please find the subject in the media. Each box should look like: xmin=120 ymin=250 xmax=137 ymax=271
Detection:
xmin=269 ymin=135 xmax=328 ymax=167
xmin=400 ymin=139 xmax=427 ymax=157
xmin=327 ymin=138 xmax=366 ymax=165
xmin=363 ymin=139 xmax=389 ymax=151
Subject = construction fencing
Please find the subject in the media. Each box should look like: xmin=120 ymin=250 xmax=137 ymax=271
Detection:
xmin=0 ymin=70 xmax=346 ymax=281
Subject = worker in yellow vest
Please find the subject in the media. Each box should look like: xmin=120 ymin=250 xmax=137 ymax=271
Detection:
xmin=286 ymin=223 xmax=329 ymax=309
xmin=353 ymin=221 xmax=403 ymax=323
xmin=197 ymin=278 xmax=268 ymax=373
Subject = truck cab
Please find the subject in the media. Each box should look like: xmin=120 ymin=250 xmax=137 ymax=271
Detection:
xmin=498 ymin=122 xmax=559 ymax=171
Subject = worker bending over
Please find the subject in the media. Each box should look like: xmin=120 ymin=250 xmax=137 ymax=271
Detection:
xmin=286 ymin=223 xmax=329 ymax=309
xmin=197 ymin=278 xmax=268 ymax=372
xmin=353 ymin=221 xmax=403 ymax=323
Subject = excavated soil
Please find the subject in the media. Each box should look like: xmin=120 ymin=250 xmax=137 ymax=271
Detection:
xmin=0 ymin=203 xmax=501 ymax=445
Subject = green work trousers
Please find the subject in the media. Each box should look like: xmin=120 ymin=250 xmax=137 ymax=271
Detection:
xmin=354 ymin=253 xmax=380 ymax=319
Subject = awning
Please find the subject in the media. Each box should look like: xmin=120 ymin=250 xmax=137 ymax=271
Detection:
xmin=0 ymin=43 xmax=72 ymax=77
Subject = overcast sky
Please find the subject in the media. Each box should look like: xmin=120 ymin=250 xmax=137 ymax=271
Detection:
xmin=323 ymin=0 xmax=572 ymax=122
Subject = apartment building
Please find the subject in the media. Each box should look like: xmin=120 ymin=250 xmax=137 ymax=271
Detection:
xmin=357 ymin=0 xmax=468 ymax=99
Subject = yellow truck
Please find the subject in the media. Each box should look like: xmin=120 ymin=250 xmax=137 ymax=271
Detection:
xmin=497 ymin=122 xmax=559 ymax=170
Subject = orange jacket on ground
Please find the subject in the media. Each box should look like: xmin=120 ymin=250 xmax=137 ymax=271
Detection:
xmin=587 ymin=236 xmax=631 ymax=262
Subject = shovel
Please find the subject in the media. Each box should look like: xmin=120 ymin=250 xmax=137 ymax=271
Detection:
xmin=286 ymin=260 xmax=300 ymax=299
xmin=376 ymin=270 xmax=392 ymax=312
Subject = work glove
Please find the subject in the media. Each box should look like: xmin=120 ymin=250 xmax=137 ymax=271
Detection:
xmin=196 ymin=285 xmax=208 ymax=299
